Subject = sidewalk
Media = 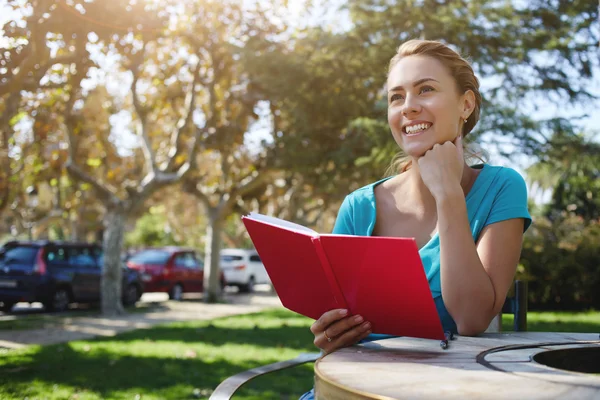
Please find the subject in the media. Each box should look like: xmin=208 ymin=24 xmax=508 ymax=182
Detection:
xmin=0 ymin=291 xmax=283 ymax=349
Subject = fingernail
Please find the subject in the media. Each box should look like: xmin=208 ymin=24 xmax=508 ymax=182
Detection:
xmin=354 ymin=315 xmax=363 ymax=323
xmin=339 ymin=309 xmax=348 ymax=316
xmin=362 ymin=322 xmax=371 ymax=330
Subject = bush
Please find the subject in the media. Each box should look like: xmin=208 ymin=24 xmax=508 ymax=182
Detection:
xmin=519 ymin=215 xmax=600 ymax=310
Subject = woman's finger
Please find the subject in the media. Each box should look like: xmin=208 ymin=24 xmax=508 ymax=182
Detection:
xmin=322 ymin=321 xmax=372 ymax=353
xmin=325 ymin=314 xmax=365 ymax=339
xmin=453 ymin=134 xmax=464 ymax=162
xmin=310 ymin=309 xmax=348 ymax=334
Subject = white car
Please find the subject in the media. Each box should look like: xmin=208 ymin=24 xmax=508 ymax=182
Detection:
xmin=219 ymin=249 xmax=271 ymax=292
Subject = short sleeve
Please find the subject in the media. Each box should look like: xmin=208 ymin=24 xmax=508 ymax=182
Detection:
xmin=332 ymin=195 xmax=355 ymax=235
xmin=485 ymin=168 xmax=532 ymax=232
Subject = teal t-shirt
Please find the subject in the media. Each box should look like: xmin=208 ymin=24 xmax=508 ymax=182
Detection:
xmin=332 ymin=164 xmax=532 ymax=335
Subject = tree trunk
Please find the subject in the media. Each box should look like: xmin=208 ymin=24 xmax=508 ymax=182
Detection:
xmin=70 ymin=213 xmax=85 ymax=242
xmin=102 ymin=208 xmax=126 ymax=315
xmin=203 ymin=208 xmax=223 ymax=303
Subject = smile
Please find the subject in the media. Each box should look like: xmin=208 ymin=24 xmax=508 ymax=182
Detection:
xmin=403 ymin=123 xmax=432 ymax=136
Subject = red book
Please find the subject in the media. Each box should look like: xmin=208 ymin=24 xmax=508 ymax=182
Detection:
xmin=241 ymin=213 xmax=446 ymax=341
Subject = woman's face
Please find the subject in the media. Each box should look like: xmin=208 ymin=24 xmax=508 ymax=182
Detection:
xmin=387 ymin=55 xmax=473 ymax=158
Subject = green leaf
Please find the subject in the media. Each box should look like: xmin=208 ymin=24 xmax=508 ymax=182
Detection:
xmin=86 ymin=158 xmax=102 ymax=167
xmin=9 ymin=112 xmax=27 ymax=127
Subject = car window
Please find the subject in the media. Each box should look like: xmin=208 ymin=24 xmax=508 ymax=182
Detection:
xmin=46 ymin=246 xmax=69 ymax=266
xmin=194 ymin=254 xmax=204 ymax=269
xmin=128 ymin=250 xmax=171 ymax=264
xmin=220 ymin=255 xmax=243 ymax=262
xmin=69 ymin=247 xmax=98 ymax=268
xmin=0 ymin=246 xmax=38 ymax=265
xmin=175 ymin=253 xmax=199 ymax=269
xmin=249 ymin=254 xmax=261 ymax=262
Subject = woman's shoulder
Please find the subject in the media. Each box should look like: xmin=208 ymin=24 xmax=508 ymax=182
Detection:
xmin=479 ymin=164 xmax=527 ymax=188
xmin=345 ymin=176 xmax=394 ymax=202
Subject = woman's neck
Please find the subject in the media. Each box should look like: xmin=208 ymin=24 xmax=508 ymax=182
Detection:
xmin=406 ymin=159 xmax=478 ymax=199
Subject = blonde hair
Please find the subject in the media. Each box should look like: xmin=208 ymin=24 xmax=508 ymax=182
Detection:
xmin=385 ymin=39 xmax=483 ymax=175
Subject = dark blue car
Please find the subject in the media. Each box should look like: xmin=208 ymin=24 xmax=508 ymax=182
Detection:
xmin=0 ymin=241 xmax=144 ymax=312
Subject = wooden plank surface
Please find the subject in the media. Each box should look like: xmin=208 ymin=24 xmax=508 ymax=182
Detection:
xmin=315 ymin=332 xmax=600 ymax=400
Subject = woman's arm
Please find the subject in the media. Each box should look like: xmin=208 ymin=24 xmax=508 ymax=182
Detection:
xmin=417 ymin=138 xmax=527 ymax=335
xmin=436 ymin=192 xmax=524 ymax=335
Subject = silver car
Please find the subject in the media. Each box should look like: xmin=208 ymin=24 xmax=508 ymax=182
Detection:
xmin=219 ymin=249 xmax=271 ymax=292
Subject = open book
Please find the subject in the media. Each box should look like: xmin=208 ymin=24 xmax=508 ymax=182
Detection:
xmin=242 ymin=212 xmax=445 ymax=341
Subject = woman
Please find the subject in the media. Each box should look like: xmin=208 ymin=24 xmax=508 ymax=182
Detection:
xmin=300 ymin=39 xmax=531 ymax=399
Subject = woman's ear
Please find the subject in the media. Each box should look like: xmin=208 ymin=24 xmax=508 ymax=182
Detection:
xmin=462 ymin=90 xmax=476 ymax=118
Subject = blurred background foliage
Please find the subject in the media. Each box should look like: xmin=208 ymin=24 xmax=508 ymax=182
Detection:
xmin=0 ymin=0 xmax=598 ymax=310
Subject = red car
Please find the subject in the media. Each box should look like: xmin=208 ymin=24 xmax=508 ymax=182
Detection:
xmin=126 ymin=247 xmax=225 ymax=300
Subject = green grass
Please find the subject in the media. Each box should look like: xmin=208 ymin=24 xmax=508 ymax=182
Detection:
xmin=502 ymin=310 xmax=600 ymax=332
xmin=1 ymin=309 xmax=599 ymax=400
xmin=0 ymin=308 xmax=315 ymax=400
xmin=0 ymin=315 xmax=50 ymax=330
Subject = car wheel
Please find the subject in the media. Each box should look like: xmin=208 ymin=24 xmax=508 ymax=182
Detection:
xmin=239 ymin=277 xmax=255 ymax=293
xmin=0 ymin=302 xmax=15 ymax=312
xmin=169 ymin=283 xmax=183 ymax=301
xmin=122 ymin=284 xmax=139 ymax=307
xmin=45 ymin=288 xmax=70 ymax=312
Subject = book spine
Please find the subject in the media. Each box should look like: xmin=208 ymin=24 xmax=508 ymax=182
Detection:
xmin=311 ymin=237 xmax=350 ymax=311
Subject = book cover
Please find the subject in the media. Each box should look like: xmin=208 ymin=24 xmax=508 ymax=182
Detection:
xmin=242 ymin=213 xmax=445 ymax=340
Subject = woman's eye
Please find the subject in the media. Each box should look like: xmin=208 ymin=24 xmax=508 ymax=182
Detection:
xmin=390 ymin=94 xmax=404 ymax=102
xmin=420 ymin=86 xmax=434 ymax=94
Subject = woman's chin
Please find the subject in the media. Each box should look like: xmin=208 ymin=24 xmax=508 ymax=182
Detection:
xmin=403 ymin=143 xmax=431 ymax=159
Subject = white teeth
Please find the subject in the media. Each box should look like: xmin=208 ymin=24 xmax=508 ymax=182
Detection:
xmin=405 ymin=123 xmax=431 ymax=135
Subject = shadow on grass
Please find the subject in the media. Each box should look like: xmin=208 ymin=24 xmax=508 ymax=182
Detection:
xmin=0 ymin=343 xmax=313 ymax=399
xmin=0 ymin=308 xmax=316 ymax=399
xmin=0 ymin=301 xmax=171 ymax=329
xmin=71 ymin=308 xmax=315 ymax=350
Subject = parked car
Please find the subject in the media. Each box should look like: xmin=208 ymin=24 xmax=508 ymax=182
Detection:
xmin=126 ymin=247 xmax=225 ymax=300
xmin=220 ymin=248 xmax=271 ymax=292
xmin=0 ymin=240 xmax=144 ymax=312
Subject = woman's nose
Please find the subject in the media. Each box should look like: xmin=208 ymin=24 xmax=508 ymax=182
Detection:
xmin=402 ymin=93 xmax=422 ymax=116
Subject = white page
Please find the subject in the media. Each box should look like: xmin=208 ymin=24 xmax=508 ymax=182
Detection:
xmin=246 ymin=212 xmax=319 ymax=237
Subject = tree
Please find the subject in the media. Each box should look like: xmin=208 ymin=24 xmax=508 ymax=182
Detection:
xmin=338 ymin=0 xmax=598 ymax=160
xmin=3 ymin=0 xmax=211 ymax=314
xmin=61 ymin=4 xmax=213 ymax=315
xmin=169 ymin=0 xmax=290 ymax=302
xmin=527 ymin=132 xmax=600 ymax=223
xmin=0 ymin=0 xmax=84 ymax=215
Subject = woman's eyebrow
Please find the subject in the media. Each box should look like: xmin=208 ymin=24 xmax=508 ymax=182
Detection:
xmin=388 ymin=78 xmax=439 ymax=92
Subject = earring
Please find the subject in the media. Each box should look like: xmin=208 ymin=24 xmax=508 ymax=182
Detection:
xmin=464 ymin=118 xmax=468 ymax=123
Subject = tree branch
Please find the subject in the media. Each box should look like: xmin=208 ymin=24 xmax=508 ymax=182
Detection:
xmin=183 ymin=179 xmax=212 ymax=210
xmin=0 ymin=92 xmax=21 ymax=214
xmin=65 ymin=162 xmax=117 ymax=204
xmin=166 ymin=59 xmax=202 ymax=170
xmin=130 ymin=45 xmax=156 ymax=176
xmin=233 ymin=170 xmax=271 ymax=199
xmin=63 ymin=47 xmax=119 ymax=206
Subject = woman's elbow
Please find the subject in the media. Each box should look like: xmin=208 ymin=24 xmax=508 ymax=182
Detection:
xmin=456 ymin=317 xmax=493 ymax=336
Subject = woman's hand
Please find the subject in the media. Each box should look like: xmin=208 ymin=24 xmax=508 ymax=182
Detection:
xmin=417 ymin=135 xmax=464 ymax=200
xmin=310 ymin=309 xmax=372 ymax=354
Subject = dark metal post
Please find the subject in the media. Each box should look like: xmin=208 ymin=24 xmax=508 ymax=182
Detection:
xmin=514 ymin=280 xmax=528 ymax=331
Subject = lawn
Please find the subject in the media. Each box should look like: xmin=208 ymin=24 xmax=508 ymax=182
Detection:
xmin=0 ymin=309 xmax=599 ymax=400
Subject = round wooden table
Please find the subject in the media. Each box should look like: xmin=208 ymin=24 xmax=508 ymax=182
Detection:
xmin=314 ymin=332 xmax=600 ymax=399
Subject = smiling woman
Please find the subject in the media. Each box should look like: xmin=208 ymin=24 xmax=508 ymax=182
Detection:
xmin=300 ymin=39 xmax=532 ymax=400
xmin=386 ymin=40 xmax=483 ymax=173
